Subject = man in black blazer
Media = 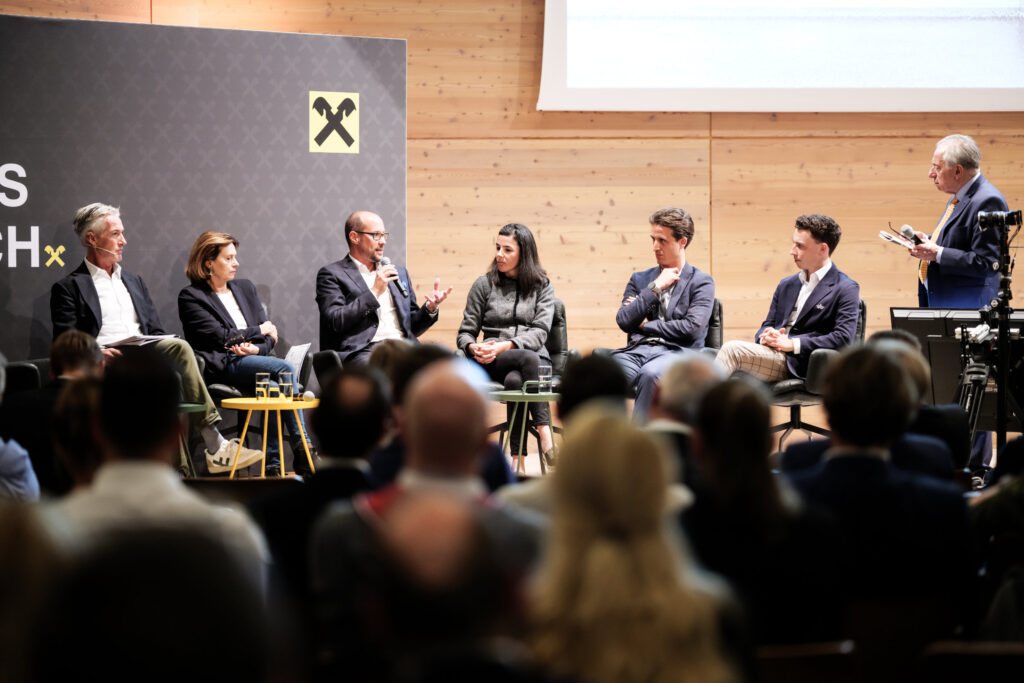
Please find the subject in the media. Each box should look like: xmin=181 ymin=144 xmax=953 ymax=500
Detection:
xmin=611 ymin=207 xmax=715 ymax=422
xmin=49 ymin=203 xmax=262 ymax=473
xmin=716 ymin=214 xmax=860 ymax=381
xmin=910 ymin=134 xmax=1007 ymax=309
xmin=316 ymin=210 xmax=452 ymax=365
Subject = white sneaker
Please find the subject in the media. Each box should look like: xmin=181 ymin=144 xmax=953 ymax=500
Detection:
xmin=206 ymin=439 xmax=264 ymax=474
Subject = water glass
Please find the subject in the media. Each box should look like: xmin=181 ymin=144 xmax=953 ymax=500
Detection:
xmin=255 ymin=372 xmax=270 ymax=400
xmin=538 ymin=363 xmax=553 ymax=393
xmin=278 ymin=372 xmax=294 ymax=399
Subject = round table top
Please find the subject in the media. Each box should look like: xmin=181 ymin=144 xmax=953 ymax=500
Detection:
xmin=489 ymin=390 xmax=559 ymax=403
xmin=221 ymin=397 xmax=320 ymax=410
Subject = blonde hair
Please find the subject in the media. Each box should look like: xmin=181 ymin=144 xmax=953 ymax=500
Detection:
xmin=529 ymin=407 xmax=735 ymax=683
xmin=184 ymin=231 xmax=238 ymax=285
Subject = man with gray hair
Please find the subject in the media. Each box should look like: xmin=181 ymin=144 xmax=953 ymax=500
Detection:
xmin=50 ymin=202 xmax=263 ymax=474
xmin=909 ymin=133 xmax=1008 ymax=308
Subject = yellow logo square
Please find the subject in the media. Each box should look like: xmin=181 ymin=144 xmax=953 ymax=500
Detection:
xmin=309 ymin=91 xmax=359 ymax=154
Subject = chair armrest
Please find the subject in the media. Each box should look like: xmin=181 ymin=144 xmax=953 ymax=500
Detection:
xmin=805 ymin=348 xmax=840 ymax=395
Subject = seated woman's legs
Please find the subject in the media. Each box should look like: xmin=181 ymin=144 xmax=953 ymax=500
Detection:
xmin=220 ymin=355 xmax=311 ymax=475
xmin=487 ymin=350 xmax=554 ymax=457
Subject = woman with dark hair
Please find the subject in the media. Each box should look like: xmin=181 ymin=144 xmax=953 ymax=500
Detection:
xmin=178 ymin=231 xmax=311 ymax=476
xmin=457 ymin=223 xmax=556 ymax=460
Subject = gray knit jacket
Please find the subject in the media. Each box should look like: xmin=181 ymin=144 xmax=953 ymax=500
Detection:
xmin=456 ymin=274 xmax=554 ymax=359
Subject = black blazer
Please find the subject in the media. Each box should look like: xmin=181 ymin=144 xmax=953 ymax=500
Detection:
xmin=177 ymin=279 xmax=274 ymax=377
xmin=780 ymin=434 xmax=954 ymax=481
xmin=316 ymin=255 xmax=436 ymax=362
xmin=50 ymin=261 xmax=167 ymax=340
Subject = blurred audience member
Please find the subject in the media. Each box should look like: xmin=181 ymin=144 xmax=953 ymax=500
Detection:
xmin=0 ymin=330 xmax=102 ymax=496
xmin=0 ymin=352 xmax=39 ymax=502
xmin=28 ymin=527 xmax=273 ymax=683
xmin=54 ymin=347 xmax=268 ymax=590
xmin=684 ymin=379 xmax=842 ymax=644
xmin=51 ymin=376 xmax=103 ymax=491
xmin=529 ymin=406 xmax=739 ymax=683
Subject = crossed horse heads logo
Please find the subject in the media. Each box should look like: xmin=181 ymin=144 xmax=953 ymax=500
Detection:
xmin=312 ymin=96 xmax=356 ymax=147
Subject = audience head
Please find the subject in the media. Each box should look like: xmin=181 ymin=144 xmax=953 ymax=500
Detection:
xmin=312 ymin=365 xmax=391 ymax=460
xmin=390 ymin=343 xmax=454 ymax=409
xmin=824 ymin=345 xmax=915 ymax=449
xmin=29 ymin=527 xmax=271 ymax=683
xmin=868 ymin=337 xmax=930 ymax=404
xmin=402 ymin=362 xmax=487 ymax=478
xmin=649 ymin=207 xmax=695 ymax=245
xmin=487 ymin=222 xmax=548 ymax=293
xmin=99 ymin=348 xmax=179 ymax=461
xmin=650 ymin=353 xmax=726 ymax=424
xmin=556 ymin=353 xmax=630 ymax=422
xmin=794 ymin=213 xmax=841 ymax=256
xmin=50 ymin=330 xmax=103 ymax=378
xmin=694 ymin=378 xmax=777 ymax=508
xmin=52 ymin=376 xmax=104 ymax=488
xmin=868 ymin=328 xmax=922 ymax=351
xmin=368 ymin=493 xmax=509 ymax=649
xmin=72 ymin=202 xmax=120 ymax=247
xmin=367 ymin=338 xmax=413 ymax=386
xmin=184 ymin=231 xmax=239 ymax=285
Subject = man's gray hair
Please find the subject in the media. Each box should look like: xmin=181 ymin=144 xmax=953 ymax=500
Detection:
xmin=936 ymin=134 xmax=981 ymax=171
xmin=658 ymin=353 xmax=726 ymax=423
xmin=73 ymin=203 xmax=120 ymax=247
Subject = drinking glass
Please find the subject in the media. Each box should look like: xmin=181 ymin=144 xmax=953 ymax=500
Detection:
xmin=278 ymin=372 xmax=294 ymax=399
xmin=538 ymin=363 xmax=553 ymax=393
xmin=255 ymin=372 xmax=270 ymax=400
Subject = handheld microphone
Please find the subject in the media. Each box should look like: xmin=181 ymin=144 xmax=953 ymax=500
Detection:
xmin=380 ymin=257 xmax=409 ymax=297
xmin=900 ymin=225 xmax=923 ymax=246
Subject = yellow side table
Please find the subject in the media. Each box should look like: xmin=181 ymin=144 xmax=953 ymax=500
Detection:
xmin=220 ymin=397 xmax=319 ymax=478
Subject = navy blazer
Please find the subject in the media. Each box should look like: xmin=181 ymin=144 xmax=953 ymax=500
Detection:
xmin=177 ymin=279 xmax=274 ymax=377
xmin=615 ymin=262 xmax=714 ymax=351
xmin=780 ymin=434 xmax=955 ymax=482
xmin=756 ymin=265 xmax=859 ymax=379
xmin=919 ymin=174 xmax=1007 ymax=308
xmin=316 ymin=256 xmax=437 ymax=362
xmin=50 ymin=261 xmax=167 ymax=340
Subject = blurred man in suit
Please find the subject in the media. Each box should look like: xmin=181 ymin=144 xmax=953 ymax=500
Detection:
xmin=611 ymin=207 xmax=715 ymax=422
xmin=716 ymin=214 xmax=860 ymax=381
xmin=316 ymin=210 xmax=451 ymax=365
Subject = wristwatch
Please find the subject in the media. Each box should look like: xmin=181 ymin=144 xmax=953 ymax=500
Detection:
xmin=647 ymin=281 xmax=661 ymax=295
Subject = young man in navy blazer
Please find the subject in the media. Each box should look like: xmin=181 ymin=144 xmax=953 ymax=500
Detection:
xmin=611 ymin=207 xmax=715 ymax=422
xmin=716 ymin=214 xmax=860 ymax=381
xmin=50 ymin=203 xmax=263 ymax=474
xmin=909 ymin=134 xmax=1007 ymax=309
xmin=316 ymin=210 xmax=452 ymax=365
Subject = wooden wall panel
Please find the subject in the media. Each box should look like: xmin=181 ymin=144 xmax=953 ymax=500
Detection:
xmin=408 ymin=138 xmax=710 ymax=351
xmin=0 ymin=0 xmax=147 ymax=21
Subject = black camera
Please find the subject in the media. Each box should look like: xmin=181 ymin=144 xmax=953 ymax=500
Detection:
xmin=978 ymin=209 xmax=1022 ymax=231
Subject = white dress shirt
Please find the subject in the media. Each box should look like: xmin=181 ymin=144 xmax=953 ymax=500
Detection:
xmin=85 ymin=259 xmax=142 ymax=345
xmin=785 ymin=259 xmax=832 ymax=356
xmin=350 ymin=256 xmax=404 ymax=343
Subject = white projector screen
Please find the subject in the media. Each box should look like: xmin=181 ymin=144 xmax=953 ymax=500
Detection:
xmin=538 ymin=0 xmax=1024 ymax=112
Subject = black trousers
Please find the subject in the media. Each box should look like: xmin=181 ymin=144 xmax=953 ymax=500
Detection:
xmin=476 ymin=349 xmax=550 ymax=455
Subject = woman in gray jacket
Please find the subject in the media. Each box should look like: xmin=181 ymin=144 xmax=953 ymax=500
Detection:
xmin=457 ymin=223 xmax=556 ymax=461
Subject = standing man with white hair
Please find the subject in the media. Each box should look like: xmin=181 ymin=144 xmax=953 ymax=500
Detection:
xmin=909 ymin=133 xmax=1008 ymax=308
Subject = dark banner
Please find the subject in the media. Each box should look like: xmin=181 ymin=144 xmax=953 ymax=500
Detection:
xmin=0 ymin=14 xmax=406 ymax=360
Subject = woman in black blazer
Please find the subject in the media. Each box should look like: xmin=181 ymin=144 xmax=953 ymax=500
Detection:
xmin=178 ymin=231 xmax=310 ymax=476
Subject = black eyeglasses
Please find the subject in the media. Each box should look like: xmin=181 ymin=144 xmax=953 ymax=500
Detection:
xmin=355 ymin=231 xmax=389 ymax=241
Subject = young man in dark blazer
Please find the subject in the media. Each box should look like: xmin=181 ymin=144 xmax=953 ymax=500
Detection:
xmin=716 ymin=214 xmax=860 ymax=381
xmin=611 ymin=207 xmax=715 ymax=422
xmin=316 ymin=210 xmax=451 ymax=365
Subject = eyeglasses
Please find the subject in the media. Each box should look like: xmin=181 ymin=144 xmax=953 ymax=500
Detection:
xmin=355 ymin=231 xmax=389 ymax=242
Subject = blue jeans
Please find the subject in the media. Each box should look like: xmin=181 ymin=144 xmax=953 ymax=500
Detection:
xmin=218 ymin=354 xmax=309 ymax=469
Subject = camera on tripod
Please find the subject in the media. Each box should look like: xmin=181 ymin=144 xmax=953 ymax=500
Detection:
xmin=978 ymin=209 xmax=1022 ymax=231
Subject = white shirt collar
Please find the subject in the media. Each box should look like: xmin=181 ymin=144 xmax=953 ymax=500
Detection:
xmin=799 ymin=258 xmax=832 ymax=286
xmin=84 ymin=258 xmax=121 ymax=279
